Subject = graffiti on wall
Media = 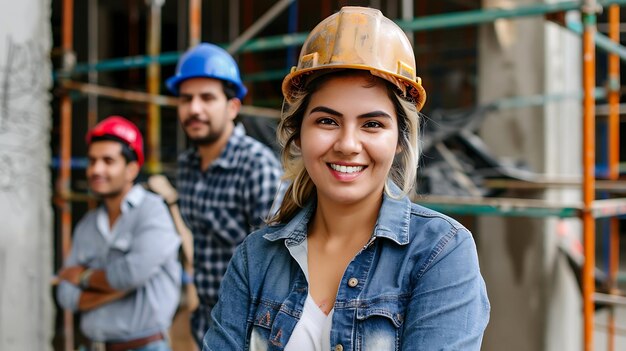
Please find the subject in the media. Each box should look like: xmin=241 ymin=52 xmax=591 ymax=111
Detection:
xmin=0 ymin=36 xmax=50 ymax=210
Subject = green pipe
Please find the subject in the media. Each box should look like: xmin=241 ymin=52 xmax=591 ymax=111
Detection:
xmin=59 ymin=0 xmax=626 ymax=76
xmin=245 ymin=0 xmax=626 ymax=51
xmin=58 ymin=51 xmax=182 ymax=77
xmin=397 ymin=1 xmax=579 ymax=32
xmin=243 ymin=68 xmax=290 ymax=82
xmin=418 ymin=203 xmax=580 ymax=218
xmin=238 ymin=32 xmax=308 ymax=53
xmin=492 ymin=88 xmax=607 ymax=110
xmin=400 ymin=0 xmax=623 ymax=30
xmin=566 ymin=19 xmax=626 ymax=63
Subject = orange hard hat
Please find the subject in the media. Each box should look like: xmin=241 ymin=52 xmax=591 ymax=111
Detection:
xmin=282 ymin=6 xmax=426 ymax=110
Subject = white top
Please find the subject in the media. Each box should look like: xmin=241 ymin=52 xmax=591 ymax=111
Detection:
xmin=284 ymin=238 xmax=334 ymax=351
xmin=284 ymin=294 xmax=334 ymax=351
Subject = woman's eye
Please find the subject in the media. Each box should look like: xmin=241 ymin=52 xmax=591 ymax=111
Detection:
xmin=363 ymin=121 xmax=383 ymax=128
xmin=317 ymin=118 xmax=337 ymax=125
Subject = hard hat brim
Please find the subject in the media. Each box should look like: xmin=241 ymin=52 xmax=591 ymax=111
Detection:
xmin=282 ymin=64 xmax=426 ymax=111
xmin=166 ymin=74 xmax=248 ymax=100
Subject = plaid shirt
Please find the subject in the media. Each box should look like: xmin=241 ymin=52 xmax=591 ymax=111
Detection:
xmin=177 ymin=124 xmax=283 ymax=313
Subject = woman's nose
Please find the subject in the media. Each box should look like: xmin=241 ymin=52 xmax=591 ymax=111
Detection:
xmin=333 ymin=128 xmax=362 ymax=155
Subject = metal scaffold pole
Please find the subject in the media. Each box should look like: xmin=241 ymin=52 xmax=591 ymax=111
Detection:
xmin=146 ymin=0 xmax=163 ymax=174
xmin=582 ymin=0 xmax=599 ymax=349
xmin=607 ymin=4 xmax=621 ymax=351
xmin=59 ymin=1 xmax=74 ymax=350
xmin=189 ymin=0 xmax=201 ymax=47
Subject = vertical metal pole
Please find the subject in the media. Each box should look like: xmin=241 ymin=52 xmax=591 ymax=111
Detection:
xmin=286 ymin=0 xmax=298 ymax=69
xmin=60 ymin=0 xmax=74 ymax=350
xmin=401 ymin=0 xmax=414 ymax=45
xmin=189 ymin=0 xmax=201 ymax=47
xmin=607 ymin=3 xmax=621 ymax=182
xmin=415 ymin=0 xmax=428 ymax=95
xmin=242 ymin=0 xmax=254 ymax=100
xmin=582 ymin=1 xmax=598 ymax=350
xmin=229 ymin=0 xmax=240 ymax=42
xmin=607 ymin=5 xmax=620 ymax=351
xmin=88 ymin=0 xmax=98 ymax=129
xmin=369 ymin=0 xmax=381 ymax=11
xmin=177 ymin=0 xmax=187 ymax=157
xmin=129 ymin=0 xmax=141 ymax=84
xmin=146 ymin=0 xmax=163 ymax=174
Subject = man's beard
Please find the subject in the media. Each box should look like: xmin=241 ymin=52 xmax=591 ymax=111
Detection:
xmin=189 ymin=130 xmax=222 ymax=145
xmin=183 ymin=117 xmax=223 ymax=146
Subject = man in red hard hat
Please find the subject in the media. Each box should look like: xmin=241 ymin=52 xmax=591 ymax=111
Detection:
xmin=56 ymin=116 xmax=181 ymax=351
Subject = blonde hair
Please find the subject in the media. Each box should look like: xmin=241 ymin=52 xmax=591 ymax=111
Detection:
xmin=269 ymin=70 xmax=420 ymax=224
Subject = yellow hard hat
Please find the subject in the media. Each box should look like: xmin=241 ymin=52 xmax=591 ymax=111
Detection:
xmin=282 ymin=6 xmax=426 ymax=111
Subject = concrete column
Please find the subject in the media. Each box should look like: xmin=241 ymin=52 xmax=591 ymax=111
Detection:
xmin=478 ymin=0 xmax=582 ymax=350
xmin=0 ymin=0 xmax=53 ymax=349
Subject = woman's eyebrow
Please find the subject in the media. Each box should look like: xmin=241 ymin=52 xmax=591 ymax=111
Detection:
xmin=310 ymin=106 xmax=391 ymax=119
xmin=310 ymin=106 xmax=342 ymax=116
xmin=358 ymin=111 xmax=392 ymax=119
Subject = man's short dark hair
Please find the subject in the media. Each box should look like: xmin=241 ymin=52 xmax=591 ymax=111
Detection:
xmin=222 ymin=81 xmax=238 ymax=100
xmin=90 ymin=135 xmax=138 ymax=164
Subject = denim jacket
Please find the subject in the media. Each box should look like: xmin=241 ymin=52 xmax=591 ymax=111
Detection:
xmin=203 ymin=191 xmax=490 ymax=351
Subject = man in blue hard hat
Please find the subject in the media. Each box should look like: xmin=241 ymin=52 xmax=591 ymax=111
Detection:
xmin=166 ymin=43 xmax=283 ymax=347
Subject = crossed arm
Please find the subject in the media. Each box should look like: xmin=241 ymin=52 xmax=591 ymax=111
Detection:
xmin=57 ymin=265 xmax=127 ymax=311
xmin=56 ymin=200 xmax=180 ymax=313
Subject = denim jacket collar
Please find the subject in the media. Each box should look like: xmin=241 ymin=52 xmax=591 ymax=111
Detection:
xmin=263 ymin=183 xmax=411 ymax=246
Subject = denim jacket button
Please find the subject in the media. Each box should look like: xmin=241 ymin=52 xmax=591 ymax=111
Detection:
xmin=347 ymin=277 xmax=358 ymax=287
xmin=335 ymin=344 xmax=344 ymax=351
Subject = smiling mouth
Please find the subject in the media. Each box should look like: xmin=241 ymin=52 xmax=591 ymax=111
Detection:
xmin=328 ymin=163 xmax=365 ymax=174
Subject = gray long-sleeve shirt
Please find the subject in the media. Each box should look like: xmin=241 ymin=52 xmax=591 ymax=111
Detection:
xmin=56 ymin=185 xmax=181 ymax=342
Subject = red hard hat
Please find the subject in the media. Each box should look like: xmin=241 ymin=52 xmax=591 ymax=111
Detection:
xmin=86 ymin=116 xmax=144 ymax=167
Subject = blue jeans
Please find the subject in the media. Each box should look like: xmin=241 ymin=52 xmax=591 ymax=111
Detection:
xmin=87 ymin=340 xmax=171 ymax=351
xmin=116 ymin=340 xmax=172 ymax=351
xmin=128 ymin=340 xmax=171 ymax=351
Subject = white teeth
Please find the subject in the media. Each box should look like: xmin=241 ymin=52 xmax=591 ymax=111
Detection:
xmin=330 ymin=163 xmax=364 ymax=173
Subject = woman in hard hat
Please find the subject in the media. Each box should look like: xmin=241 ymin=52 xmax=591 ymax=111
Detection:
xmin=202 ymin=7 xmax=490 ymax=350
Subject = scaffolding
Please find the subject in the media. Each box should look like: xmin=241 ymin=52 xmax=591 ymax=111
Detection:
xmin=53 ymin=1 xmax=626 ymax=350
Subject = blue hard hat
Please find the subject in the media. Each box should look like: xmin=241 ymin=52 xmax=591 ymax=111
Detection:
xmin=166 ymin=43 xmax=248 ymax=100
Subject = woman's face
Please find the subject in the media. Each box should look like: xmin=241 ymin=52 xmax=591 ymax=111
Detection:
xmin=299 ymin=73 xmax=399 ymax=206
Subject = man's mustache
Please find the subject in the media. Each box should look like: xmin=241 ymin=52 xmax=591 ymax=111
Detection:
xmin=183 ymin=116 xmax=209 ymax=127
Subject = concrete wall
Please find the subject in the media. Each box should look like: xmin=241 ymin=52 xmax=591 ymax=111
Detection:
xmin=478 ymin=0 xmax=583 ymax=350
xmin=0 ymin=0 xmax=53 ymax=349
